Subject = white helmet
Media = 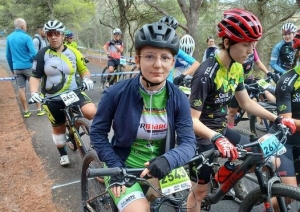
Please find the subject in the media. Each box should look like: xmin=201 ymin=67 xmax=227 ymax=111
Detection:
xmin=44 ymin=20 xmax=65 ymax=33
xmin=180 ymin=34 xmax=195 ymax=56
xmin=113 ymin=28 xmax=122 ymax=35
xmin=281 ymin=23 xmax=297 ymax=33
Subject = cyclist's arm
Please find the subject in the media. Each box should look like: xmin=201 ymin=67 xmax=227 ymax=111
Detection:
xmin=5 ymin=40 xmax=13 ymax=72
xmin=254 ymin=49 xmax=269 ymax=74
xmin=235 ymin=89 xmax=277 ymax=122
xmin=191 ymin=108 xmax=217 ymax=139
xmin=270 ymin=43 xmax=286 ymax=74
xmin=29 ymin=77 xmax=41 ymax=93
xmin=182 ymin=61 xmax=200 ymax=76
xmin=90 ymin=90 xmax=124 ymax=168
xmin=177 ymin=49 xmax=200 ymax=76
xmin=102 ymin=42 xmax=109 ymax=54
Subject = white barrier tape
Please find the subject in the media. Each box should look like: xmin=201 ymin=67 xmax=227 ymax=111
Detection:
xmin=90 ymin=71 xmax=139 ymax=77
xmin=0 ymin=77 xmax=16 ymax=81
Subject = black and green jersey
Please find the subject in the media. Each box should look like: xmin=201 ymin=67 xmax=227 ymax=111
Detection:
xmin=276 ymin=67 xmax=300 ymax=144
xmin=190 ymin=55 xmax=244 ymax=134
xmin=125 ymin=86 xmax=168 ymax=168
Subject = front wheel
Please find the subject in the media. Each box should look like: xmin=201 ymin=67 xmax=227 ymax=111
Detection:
xmin=81 ymin=152 xmax=117 ymax=212
xmin=238 ymin=183 xmax=300 ymax=212
xmin=74 ymin=117 xmax=91 ymax=158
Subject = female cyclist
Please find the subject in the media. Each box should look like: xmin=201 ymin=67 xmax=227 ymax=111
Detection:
xmin=29 ymin=20 xmax=96 ymax=166
xmin=90 ymin=22 xmax=196 ymax=212
xmin=186 ymin=8 xmax=296 ymax=212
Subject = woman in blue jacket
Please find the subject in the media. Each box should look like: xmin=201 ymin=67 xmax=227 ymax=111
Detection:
xmin=90 ymin=22 xmax=196 ymax=212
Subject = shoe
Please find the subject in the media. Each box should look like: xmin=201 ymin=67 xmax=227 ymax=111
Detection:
xmin=23 ymin=111 xmax=32 ymax=118
xmin=233 ymin=178 xmax=248 ymax=200
xmin=37 ymin=109 xmax=46 ymax=116
xmin=60 ymin=155 xmax=70 ymax=166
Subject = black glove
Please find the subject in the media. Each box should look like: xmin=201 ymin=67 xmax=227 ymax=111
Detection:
xmin=267 ymin=72 xmax=274 ymax=79
xmin=147 ymin=156 xmax=171 ymax=179
xmin=173 ymin=74 xmax=185 ymax=85
xmin=109 ymin=175 xmax=124 ymax=187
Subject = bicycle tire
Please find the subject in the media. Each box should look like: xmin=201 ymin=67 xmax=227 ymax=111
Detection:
xmin=74 ymin=117 xmax=91 ymax=158
xmin=101 ymin=67 xmax=110 ymax=90
xmin=238 ymin=183 xmax=300 ymax=212
xmin=81 ymin=152 xmax=118 ymax=212
xmin=66 ymin=125 xmax=77 ymax=151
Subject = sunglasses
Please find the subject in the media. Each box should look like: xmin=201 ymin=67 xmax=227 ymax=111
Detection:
xmin=47 ymin=31 xmax=62 ymax=37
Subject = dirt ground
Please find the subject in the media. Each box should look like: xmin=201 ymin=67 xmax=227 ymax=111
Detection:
xmin=0 ymin=57 xmax=116 ymax=211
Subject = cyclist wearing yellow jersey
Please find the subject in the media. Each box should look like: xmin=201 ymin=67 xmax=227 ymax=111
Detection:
xmin=187 ymin=9 xmax=296 ymax=212
xmin=29 ymin=20 xmax=96 ymax=166
xmin=64 ymin=30 xmax=78 ymax=49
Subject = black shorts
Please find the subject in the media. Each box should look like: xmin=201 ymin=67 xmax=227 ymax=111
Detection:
xmin=108 ymin=58 xmax=120 ymax=69
xmin=43 ymin=91 xmax=92 ymax=127
xmin=189 ymin=128 xmax=250 ymax=184
xmin=278 ymin=143 xmax=300 ymax=177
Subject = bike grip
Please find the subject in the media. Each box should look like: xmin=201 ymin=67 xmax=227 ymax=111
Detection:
xmin=28 ymin=99 xmax=35 ymax=104
xmin=87 ymin=167 xmax=122 ymax=177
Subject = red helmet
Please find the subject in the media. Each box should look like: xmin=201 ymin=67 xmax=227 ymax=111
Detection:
xmin=218 ymin=8 xmax=262 ymax=42
xmin=293 ymin=30 xmax=300 ymax=49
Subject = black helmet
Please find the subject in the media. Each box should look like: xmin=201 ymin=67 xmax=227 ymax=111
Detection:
xmin=159 ymin=15 xmax=178 ymax=30
xmin=135 ymin=22 xmax=179 ymax=55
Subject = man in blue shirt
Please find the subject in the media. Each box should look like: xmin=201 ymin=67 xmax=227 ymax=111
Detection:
xmin=6 ymin=18 xmax=45 ymax=117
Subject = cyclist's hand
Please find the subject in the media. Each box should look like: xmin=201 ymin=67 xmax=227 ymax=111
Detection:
xmin=173 ymin=74 xmax=185 ymax=86
xmin=107 ymin=54 xmax=110 ymax=58
xmin=212 ymin=133 xmax=238 ymax=160
xmin=29 ymin=92 xmax=43 ymax=103
xmin=109 ymin=175 xmax=126 ymax=198
xmin=275 ymin=116 xmax=296 ymax=134
xmin=141 ymin=156 xmax=171 ymax=179
xmin=82 ymin=77 xmax=94 ymax=91
xmin=267 ymin=72 xmax=274 ymax=79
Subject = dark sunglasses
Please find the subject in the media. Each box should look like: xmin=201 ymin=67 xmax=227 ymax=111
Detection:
xmin=47 ymin=31 xmax=61 ymax=37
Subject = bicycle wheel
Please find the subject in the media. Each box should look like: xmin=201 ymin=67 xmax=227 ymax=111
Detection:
xmin=75 ymin=117 xmax=91 ymax=158
xmin=101 ymin=67 xmax=110 ymax=90
xmin=81 ymin=152 xmax=118 ymax=212
xmin=238 ymin=183 xmax=300 ymax=212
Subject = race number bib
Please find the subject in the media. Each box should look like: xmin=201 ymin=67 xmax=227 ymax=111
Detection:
xmin=258 ymin=133 xmax=286 ymax=157
xmin=257 ymin=79 xmax=270 ymax=90
xmin=120 ymin=58 xmax=127 ymax=65
xmin=60 ymin=91 xmax=80 ymax=106
xmin=159 ymin=167 xmax=191 ymax=195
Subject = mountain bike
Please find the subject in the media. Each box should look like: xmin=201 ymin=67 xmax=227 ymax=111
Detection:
xmin=230 ymin=77 xmax=276 ymax=135
xmin=245 ymin=78 xmax=277 ymax=135
xmin=81 ymin=125 xmax=299 ymax=212
xmin=101 ymin=57 xmax=127 ymax=89
xmin=81 ymin=152 xmax=191 ymax=212
xmin=29 ymin=88 xmax=92 ymax=159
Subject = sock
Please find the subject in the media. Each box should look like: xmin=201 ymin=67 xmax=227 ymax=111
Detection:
xmin=227 ymin=123 xmax=234 ymax=129
xmin=57 ymin=146 xmax=67 ymax=156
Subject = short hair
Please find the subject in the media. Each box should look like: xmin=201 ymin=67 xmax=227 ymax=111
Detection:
xmin=14 ymin=18 xmax=26 ymax=29
xmin=206 ymin=36 xmax=214 ymax=43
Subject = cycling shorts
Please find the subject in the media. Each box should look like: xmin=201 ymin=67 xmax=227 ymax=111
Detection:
xmin=277 ymin=143 xmax=300 ymax=177
xmin=189 ymin=128 xmax=250 ymax=184
xmin=108 ymin=58 xmax=120 ymax=69
xmin=105 ymin=176 xmax=160 ymax=211
xmin=43 ymin=91 xmax=92 ymax=127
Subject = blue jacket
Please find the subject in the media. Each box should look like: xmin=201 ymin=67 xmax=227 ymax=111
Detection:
xmin=270 ymin=40 xmax=295 ymax=74
xmin=90 ymin=75 xmax=196 ymax=169
xmin=6 ymin=29 xmax=36 ymax=71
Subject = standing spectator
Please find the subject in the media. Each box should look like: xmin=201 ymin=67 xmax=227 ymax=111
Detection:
xmin=270 ymin=23 xmax=297 ymax=82
xmin=102 ymin=28 xmax=124 ymax=86
xmin=33 ymin=25 xmax=48 ymax=52
xmin=6 ymin=18 xmax=45 ymax=118
xmin=202 ymin=36 xmax=220 ymax=62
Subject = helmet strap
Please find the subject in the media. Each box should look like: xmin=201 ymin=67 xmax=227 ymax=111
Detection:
xmin=140 ymin=70 xmax=164 ymax=87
